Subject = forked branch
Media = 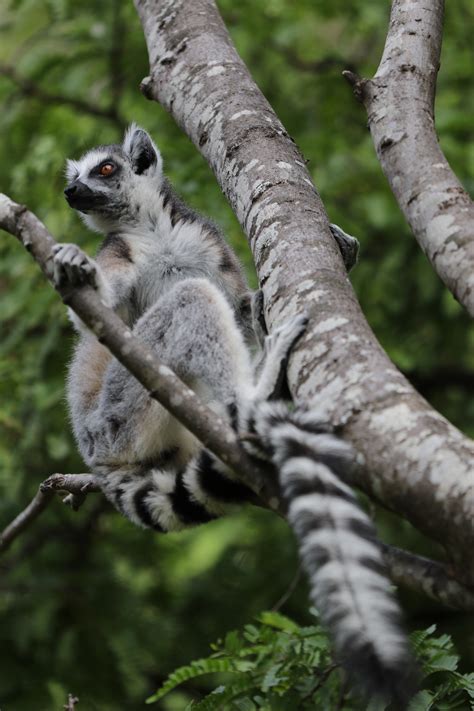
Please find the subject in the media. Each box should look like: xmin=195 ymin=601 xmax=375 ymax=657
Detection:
xmin=133 ymin=0 xmax=474 ymax=583
xmin=344 ymin=0 xmax=474 ymax=316
xmin=1 ymin=193 xmax=473 ymax=607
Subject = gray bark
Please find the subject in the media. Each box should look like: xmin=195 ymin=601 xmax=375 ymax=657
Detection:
xmin=0 ymin=474 xmax=98 ymax=553
xmin=380 ymin=544 xmax=474 ymax=611
xmin=344 ymin=0 xmax=474 ymax=316
xmin=2 ymin=205 xmax=473 ymax=609
xmin=134 ymin=0 xmax=474 ymax=582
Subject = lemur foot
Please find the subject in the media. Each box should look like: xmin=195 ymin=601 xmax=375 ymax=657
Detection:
xmin=265 ymin=309 xmax=307 ymax=357
xmin=241 ymin=313 xmax=309 ymax=458
xmin=257 ymin=312 xmax=308 ymax=402
xmin=52 ymin=243 xmax=98 ymax=288
xmin=330 ymin=223 xmax=359 ymax=272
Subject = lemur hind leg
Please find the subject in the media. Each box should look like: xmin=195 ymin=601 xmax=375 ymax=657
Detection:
xmin=251 ymin=289 xmax=267 ymax=350
xmin=254 ymin=312 xmax=308 ymax=402
xmin=113 ymin=306 xmax=311 ymax=534
xmin=91 ymin=277 xmax=258 ymax=532
xmin=98 ymin=295 xmax=310 ymax=533
xmin=96 ymin=276 xmax=253 ymax=465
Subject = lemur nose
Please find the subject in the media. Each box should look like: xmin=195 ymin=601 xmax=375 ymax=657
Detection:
xmin=64 ymin=185 xmax=77 ymax=197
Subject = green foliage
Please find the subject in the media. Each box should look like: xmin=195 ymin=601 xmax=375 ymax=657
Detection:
xmin=0 ymin=0 xmax=473 ymax=708
xmin=148 ymin=612 xmax=340 ymax=710
xmin=408 ymin=626 xmax=474 ymax=710
xmin=150 ymin=618 xmax=474 ymax=711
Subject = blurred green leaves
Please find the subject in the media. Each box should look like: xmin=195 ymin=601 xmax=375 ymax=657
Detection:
xmin=149 ymin=617 xmax=474 ymax=710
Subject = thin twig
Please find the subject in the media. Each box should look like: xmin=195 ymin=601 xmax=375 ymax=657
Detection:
xmin=0 ymin=474 xmax=98 ymax=554
xmin=0 ymin=487 xmax=54 ymax=554
xmin=271 ymin=565 xmax=302 ymax=612
xmin=302 ymin=664 xmax=339 ymax=702
xmin=63 ymin=693 xmax=79 ymax=710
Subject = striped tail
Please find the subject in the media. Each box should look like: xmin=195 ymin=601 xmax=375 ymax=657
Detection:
xmin=252 ymin=401 xmax=418 ymax=706
xmin=96 ymin=448 xmax=257 ymax=534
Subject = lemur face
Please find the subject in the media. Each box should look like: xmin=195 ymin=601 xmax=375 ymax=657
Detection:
xmin=64 ymin=124 xmax=163 ymax=231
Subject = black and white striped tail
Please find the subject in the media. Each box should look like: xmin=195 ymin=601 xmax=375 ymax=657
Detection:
xmin=97 ymin=449 xmax=256 ymax=534
xmin=252 ymin=401 xmax=417 ymax=706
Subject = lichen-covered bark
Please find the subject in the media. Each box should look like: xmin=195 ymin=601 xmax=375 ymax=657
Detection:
xmin=134 ymin=0 xmax=474 ymax=582
xmin=381 ymin=544 xmax=474 ymax=611
xmin=346 ymin=0 xmax=474 ymax=316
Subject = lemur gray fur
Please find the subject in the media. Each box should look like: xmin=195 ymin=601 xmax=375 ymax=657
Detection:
xmin=55 ymin=124 xmax=415 ymax=705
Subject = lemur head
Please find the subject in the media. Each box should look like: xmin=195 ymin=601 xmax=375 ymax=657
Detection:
xmin=64 ymin=124 xmax=163 ymax=232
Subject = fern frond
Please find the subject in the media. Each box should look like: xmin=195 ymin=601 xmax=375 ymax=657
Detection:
xmin=147 ymin=657 xmax=236 ymax=703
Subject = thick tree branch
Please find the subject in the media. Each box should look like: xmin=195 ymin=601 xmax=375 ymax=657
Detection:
xmin=0 ymin=194 xmax=278 ymax=510
xmin=134 ymin=0 xmax=474 ymax=583
xmin=343 ymin=0 xmax=474 ymax=316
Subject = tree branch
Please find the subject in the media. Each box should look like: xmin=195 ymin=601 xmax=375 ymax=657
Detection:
xmin=3 ymin=468 xmax=474 ymax=610
xmin=381 ymin=544 xmax=474 ymax=611
xmin=0 ymin=194 xmax=279 ymax=510
xmin=343 ymin=0 xmax=474 ymax=317
xmin=133 ymin=0 xmax=474 ymax=583
xmin=0 ymin=474 xmax=98 ymax=554
xmin=0 ymin=64 xmax=125 ymax=128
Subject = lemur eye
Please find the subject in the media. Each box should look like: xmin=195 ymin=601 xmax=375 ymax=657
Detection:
xmin=99 ymin=163 xmax=115 ymax=177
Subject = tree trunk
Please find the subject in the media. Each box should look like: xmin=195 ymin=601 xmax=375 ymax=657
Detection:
xmin=134 ymin=0 xmax=474 ymax=582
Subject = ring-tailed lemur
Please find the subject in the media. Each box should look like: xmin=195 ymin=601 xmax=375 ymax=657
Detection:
xmin=55 ymin=125 xmax=415 ymax=704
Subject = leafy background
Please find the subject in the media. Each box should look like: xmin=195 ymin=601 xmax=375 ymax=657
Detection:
xmin=0 ymin=0 xmax=473 ymax=708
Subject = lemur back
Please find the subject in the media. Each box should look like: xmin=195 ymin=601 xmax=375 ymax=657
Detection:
xmin=56 ymin=125 xmax=416 ymax=705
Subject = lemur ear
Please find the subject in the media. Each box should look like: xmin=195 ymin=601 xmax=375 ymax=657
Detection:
xmin=122 ymin=124 xmax=163 ymax=175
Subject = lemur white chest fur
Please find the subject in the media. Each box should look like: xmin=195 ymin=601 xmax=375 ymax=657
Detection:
xmin=110 ymin=217 xmax=241 ymax=326
xmin=56 ymin=124 xmax=416 ymax=705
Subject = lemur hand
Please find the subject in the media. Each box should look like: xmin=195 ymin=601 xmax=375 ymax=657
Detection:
xmin=52 ymin=243 xmax=99 ymax=289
